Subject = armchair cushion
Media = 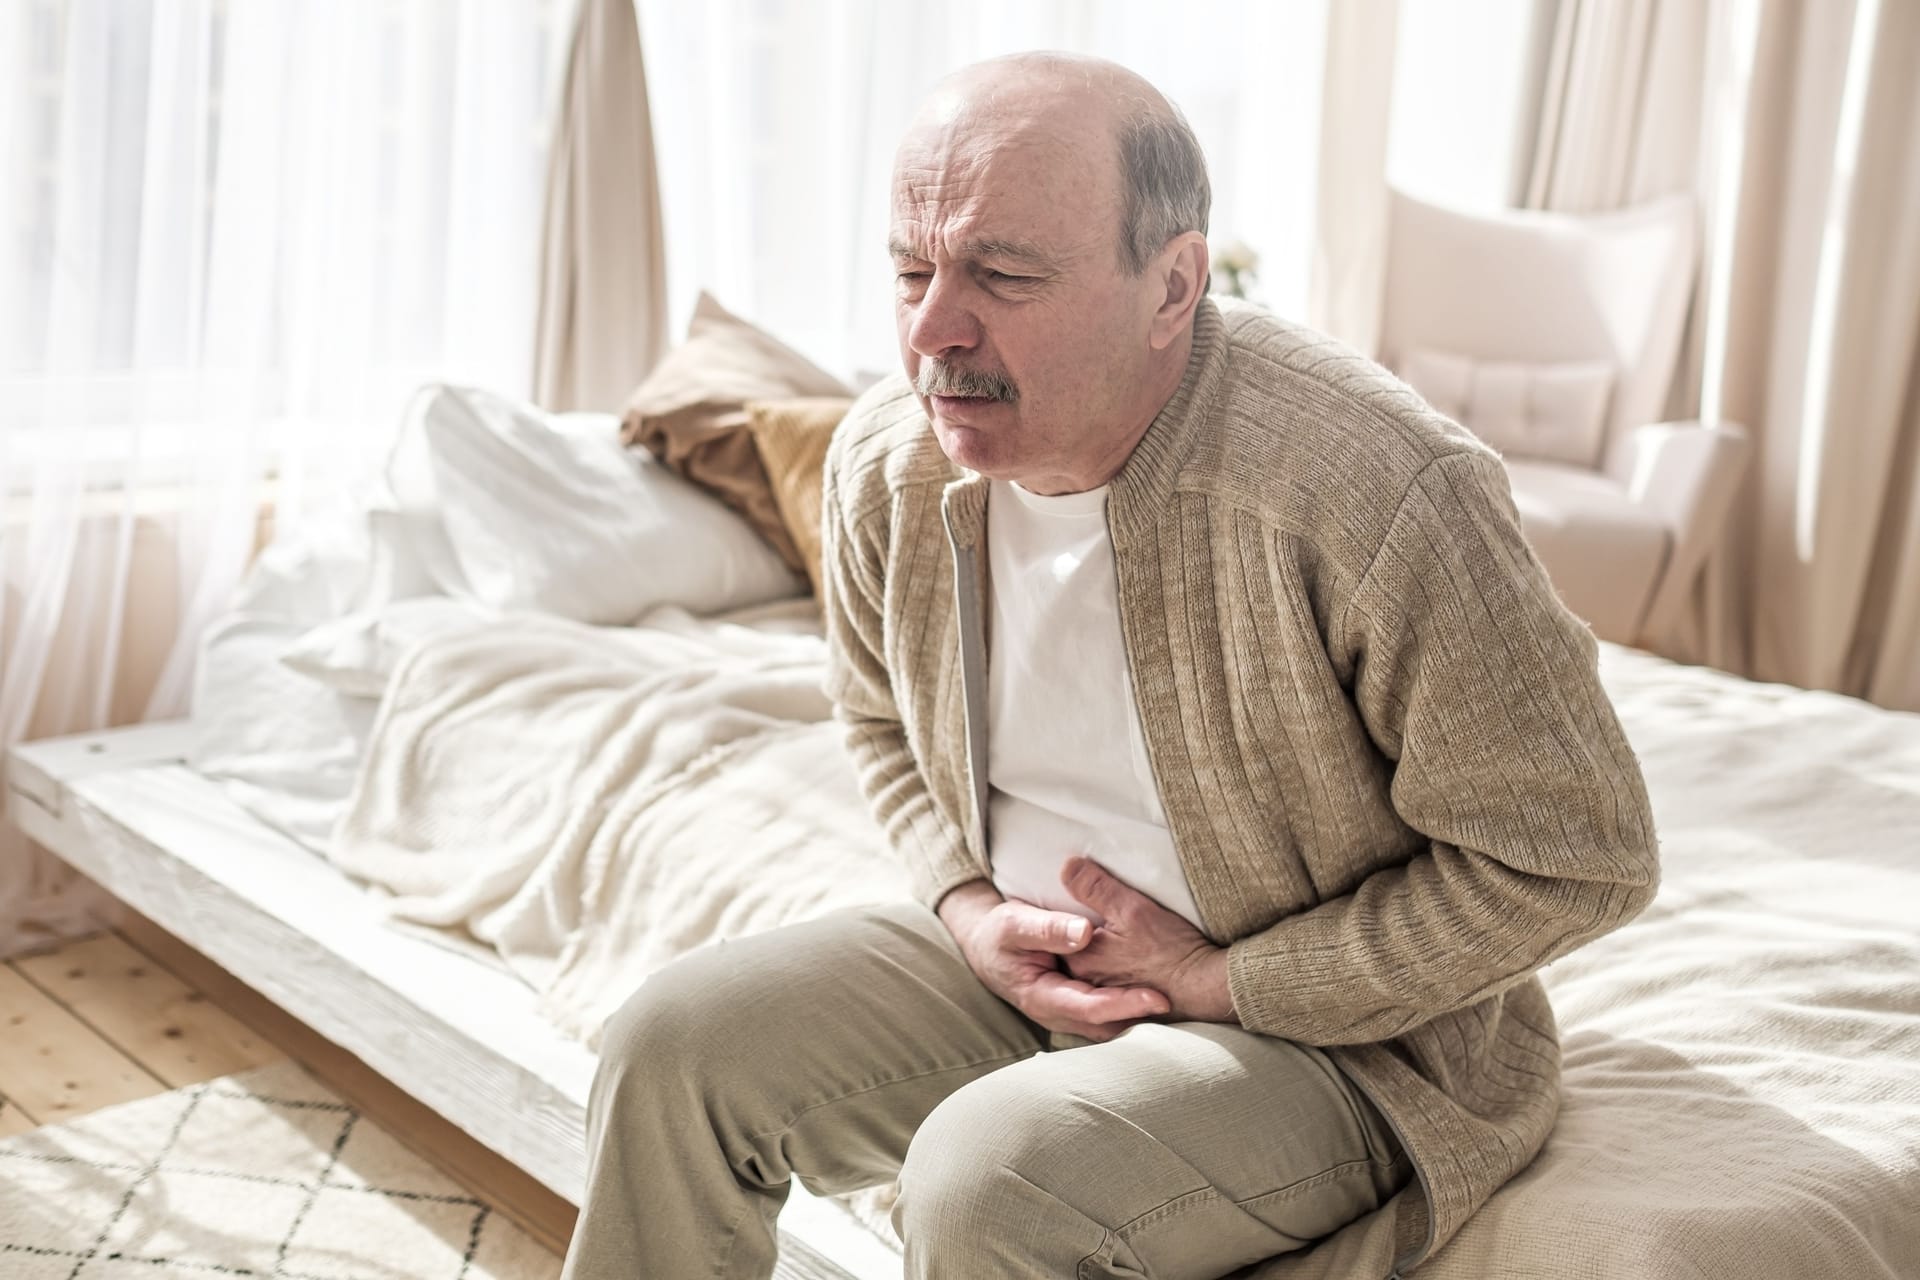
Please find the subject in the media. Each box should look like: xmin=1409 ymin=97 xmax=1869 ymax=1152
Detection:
xmin=1380 ymin=189 xmax=1696 ymax=486
xmin=1504 ymin=459 xmax=1672 ymax=643
xmin=1402 ymin=347 xmax=1615 ymax=469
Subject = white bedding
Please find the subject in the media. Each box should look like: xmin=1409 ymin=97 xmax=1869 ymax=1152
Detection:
xmin=318 ymin=602 xmax=1920 ymax=1278
xmin=184 ymin=394 xmax=1918 ymax=1276
xmin=188 ymin=396 xmax=801 ymax=857
xmin=328 ymin=598 xmax=906 ymax=1043
xmin=1397 ymin=645 xmax=1920 ymax=1279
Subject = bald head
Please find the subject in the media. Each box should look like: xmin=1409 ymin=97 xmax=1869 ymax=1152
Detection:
xmin=888 ymin=53 xmax=1215 ymax=495
xmin=900 ymin=53 xmax=1210 ymax=275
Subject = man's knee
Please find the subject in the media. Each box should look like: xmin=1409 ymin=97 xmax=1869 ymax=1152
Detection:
xmin=592 ymin=923 xmax=881 ymax=1121
xmin=593 ymin=941 xmax=762 ymax=1093
xmin=893 ymin=1071 xmax=1092 ymax=1243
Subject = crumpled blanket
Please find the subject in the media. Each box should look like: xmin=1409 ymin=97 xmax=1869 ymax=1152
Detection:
xmin=329 ymin=599 xmax=909 ymax=1049
xmin=334 ymin=614 xmax=1920 ymax=1277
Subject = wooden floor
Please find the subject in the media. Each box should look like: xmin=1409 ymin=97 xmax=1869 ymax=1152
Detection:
xmin=0 ymin=904 xmax=577 ymax=1259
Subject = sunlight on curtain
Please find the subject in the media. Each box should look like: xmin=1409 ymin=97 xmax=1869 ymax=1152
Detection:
xmin=1672 ymin=0 xmax=1920 ymax=707
xmin=1792 ymin=0 xmax=1882 ymax=564
xmin=0 ymin=0 xmax=569 ymax=953
xmin=637 ymin=0 xmax=1331 ymax=383
xmin=1387 ymin=0 xmax=1543 ymax=210
xmin=1695 ymin=0 xmax=1762 ymax=431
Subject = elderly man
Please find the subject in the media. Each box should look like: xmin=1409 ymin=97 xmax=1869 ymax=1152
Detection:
xmin=561 ymin=52 xmax=1659 ymax=1280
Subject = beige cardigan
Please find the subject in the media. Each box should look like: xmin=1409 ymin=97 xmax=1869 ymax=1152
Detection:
xmin=819 ymin=296 xmax=1660 ymax=1277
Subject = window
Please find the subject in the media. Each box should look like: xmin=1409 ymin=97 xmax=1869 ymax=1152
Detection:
xmin=0 ymin=0 xmax=573 ymax=493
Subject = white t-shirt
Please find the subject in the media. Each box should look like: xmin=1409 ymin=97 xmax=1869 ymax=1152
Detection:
xmin=983 ymin=477 xmax=1205 ymax=931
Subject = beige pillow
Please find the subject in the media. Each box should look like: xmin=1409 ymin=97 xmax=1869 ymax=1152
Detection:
xmin=745 ymin=397 xmax=856 ymax=596
xmin=621 ymin=292 xmax=852 ymax=571
xmin=1400 ymin=347 xmax=1615 ymax=469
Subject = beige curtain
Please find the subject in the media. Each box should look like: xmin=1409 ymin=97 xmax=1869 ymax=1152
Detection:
xmin=1528 ymin=0 xmax=1920 ymax=712
xmin=1307 ymin=0 xmax=1399 ymax=352
xmin=1676 ymin=0 xmax=1920 ymax=710
xmin=1523 ymin=0 xmax=1709 ymax=211
xmin=532 ymin=0 xmax=670 ymax=412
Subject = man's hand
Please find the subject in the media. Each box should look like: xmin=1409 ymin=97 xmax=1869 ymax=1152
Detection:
xmin=1057 ymin=855 xmax=1237 ymax=1024
xmin=936 ymin=879 xmax=1171 ymax=1043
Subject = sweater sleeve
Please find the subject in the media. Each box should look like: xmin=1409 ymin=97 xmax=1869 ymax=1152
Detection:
xmin=818 ymin=445 xmax=984 ymax=914
xmin=1223 ymin=448 xmax=1661 ymax=1045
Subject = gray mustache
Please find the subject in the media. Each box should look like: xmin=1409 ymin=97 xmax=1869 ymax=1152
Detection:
xmin=916 ymin=360 xmax=1018 ymax=402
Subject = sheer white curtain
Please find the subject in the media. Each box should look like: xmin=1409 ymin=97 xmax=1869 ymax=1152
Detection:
xmin=0 ymin=0 xmax=571 ymax=955
xmin=636 ymin=0 xmax=1334 ymax=384
xmin=1387 ymin=0 xmax=1546 ymax=211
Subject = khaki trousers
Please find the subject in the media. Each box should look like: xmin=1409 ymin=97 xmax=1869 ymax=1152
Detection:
xmin=559 ymin=900 xmax=1411 ymax=1279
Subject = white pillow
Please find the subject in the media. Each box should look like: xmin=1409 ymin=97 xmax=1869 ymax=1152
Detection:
xmin=1400 ymin=348 xmax=1615 ymax=469
xmin=414 ymin=383 xmax=805 ymax=624
xmin=358 ymin=384 xmax=475 ymax=605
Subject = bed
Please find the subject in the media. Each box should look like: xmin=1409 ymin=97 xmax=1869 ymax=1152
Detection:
xmin=7 ymin=381 xmax=1919 ymax=1280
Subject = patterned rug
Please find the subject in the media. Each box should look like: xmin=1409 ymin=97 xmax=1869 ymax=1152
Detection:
xmin=0 ymin=1058 xmax=561 ymax=1279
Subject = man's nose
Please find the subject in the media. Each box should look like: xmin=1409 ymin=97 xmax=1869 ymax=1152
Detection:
xmin=905 ymin=271 xmax=982 ymax=359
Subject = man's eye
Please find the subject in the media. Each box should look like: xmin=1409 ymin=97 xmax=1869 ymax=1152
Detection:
xmin=897 ymin=271 xmax=930 ymax=282
xmin=985 ymin=270 xmax=1022 ymax=282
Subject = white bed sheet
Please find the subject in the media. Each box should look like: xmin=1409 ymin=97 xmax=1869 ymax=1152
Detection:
xmin=185 ymin=481 xmax=1920 ymax=1276
xmin=1393 ymin=644 xmax=1920 ymax=1279
xmin=298 ymin=604 xmax=1920 ymax=1278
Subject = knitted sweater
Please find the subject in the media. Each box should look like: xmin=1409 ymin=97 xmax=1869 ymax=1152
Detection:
xmin=818 ymin=295 xmax=1661 ymax=1276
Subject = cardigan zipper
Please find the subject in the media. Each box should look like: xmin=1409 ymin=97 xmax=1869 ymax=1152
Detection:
xmin=949 ymin=539 xmax=992 ymax=859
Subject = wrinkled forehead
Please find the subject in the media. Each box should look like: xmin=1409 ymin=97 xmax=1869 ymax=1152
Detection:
xmin=889 ymin=107 xmax=1118 ymax=262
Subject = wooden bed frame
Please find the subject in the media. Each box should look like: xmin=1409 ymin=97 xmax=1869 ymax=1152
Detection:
xmin=6 ymin=720 xmax=904 ymax=1280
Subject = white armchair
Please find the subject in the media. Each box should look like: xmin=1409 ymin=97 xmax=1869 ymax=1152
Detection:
xmin=1377 ymin=188 xmax=1749 ymax=646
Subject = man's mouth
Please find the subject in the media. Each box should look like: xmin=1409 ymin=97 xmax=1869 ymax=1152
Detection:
xmin=929 ymin=393 xmax=1007 ymax=418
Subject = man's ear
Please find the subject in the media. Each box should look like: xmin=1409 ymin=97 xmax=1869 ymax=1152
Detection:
xmin=1148 ymin=231 xmax=1211 ymax=351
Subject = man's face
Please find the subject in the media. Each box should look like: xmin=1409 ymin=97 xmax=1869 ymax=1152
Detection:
xmin=889 ymin=101 xmax=1159 ymax=491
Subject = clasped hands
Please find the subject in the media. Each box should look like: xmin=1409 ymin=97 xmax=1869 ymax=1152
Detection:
xmin=943 ymin=854 xmax=1236 ymax=1043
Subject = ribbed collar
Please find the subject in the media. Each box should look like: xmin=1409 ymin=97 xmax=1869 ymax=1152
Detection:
xmin=1107 ymin=294 xmax=1226 ymax=548
xmin=941 ymin=295 xmax=1227 ymax=551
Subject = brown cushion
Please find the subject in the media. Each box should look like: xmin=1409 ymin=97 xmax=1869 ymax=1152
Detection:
xmin=745 ymin=397 xmax=856 ymax=596
xmin=621 ymin=292 xmax=852 ymax=572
